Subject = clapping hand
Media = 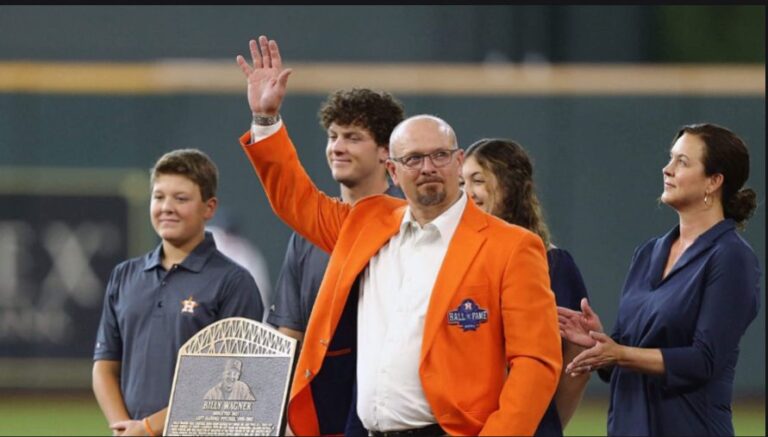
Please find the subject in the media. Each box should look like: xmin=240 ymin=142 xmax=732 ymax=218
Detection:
xmin=557 ymin=297 xmax=604 ymax=348
xmin=565 ymin=331 xmax=622 ymax=377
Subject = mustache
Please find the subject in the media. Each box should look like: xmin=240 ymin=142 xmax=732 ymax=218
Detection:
xmin=416 ymin=176 xmax=444 ymax=186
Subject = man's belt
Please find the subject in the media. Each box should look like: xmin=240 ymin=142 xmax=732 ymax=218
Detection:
xmin=368 ymin=423 xmax=445 ymax=437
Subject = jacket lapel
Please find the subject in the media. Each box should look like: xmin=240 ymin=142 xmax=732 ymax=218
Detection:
xmin=420 ymin=201 xmax=488 ymax=363
xmin=329 ymin=206 xmax=406 ymax=323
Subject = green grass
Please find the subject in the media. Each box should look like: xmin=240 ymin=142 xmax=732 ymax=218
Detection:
xmin=565 ymin=398 xmax=766 ymax=436
xmin=0 ymin=393 xmax=105 ymax=436
xmin=0 ymin=393 xmax=763 ymax=436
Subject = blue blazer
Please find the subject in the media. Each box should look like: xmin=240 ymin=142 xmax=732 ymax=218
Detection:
xmin=601 ymin=219 xmax=761 ymax=436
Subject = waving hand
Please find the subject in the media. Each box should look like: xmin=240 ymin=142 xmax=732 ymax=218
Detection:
xmin=236 ymin=35 xmax=292 ymax=117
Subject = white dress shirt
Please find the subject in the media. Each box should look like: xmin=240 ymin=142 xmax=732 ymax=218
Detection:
xmin=357 ymin=192 xmax=467 ymax=432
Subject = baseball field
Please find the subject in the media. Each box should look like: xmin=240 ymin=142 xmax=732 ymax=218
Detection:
xmin=0 ymin=391 xmax=763 ymax=436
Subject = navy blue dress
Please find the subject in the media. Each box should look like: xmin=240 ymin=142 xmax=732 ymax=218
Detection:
xmin=600 ymin=219 xmax=761 ymax=436
xmin=535 ymin=247 xmax=590 ymax=436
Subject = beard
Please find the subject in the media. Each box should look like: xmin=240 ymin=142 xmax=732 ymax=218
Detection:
xmin=416 ymin=183 xmax=446 ymax=206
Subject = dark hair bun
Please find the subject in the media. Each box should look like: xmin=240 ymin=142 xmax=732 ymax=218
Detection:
xmin=726 ymin=188 xmax=757 ymax=226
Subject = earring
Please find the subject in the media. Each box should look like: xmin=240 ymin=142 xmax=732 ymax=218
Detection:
xmin=704 ymin=191 xmax=711 ymax=207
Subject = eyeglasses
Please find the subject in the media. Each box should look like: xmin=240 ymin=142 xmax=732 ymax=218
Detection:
xmin=389 ymin=149 xmax=460 ymax=170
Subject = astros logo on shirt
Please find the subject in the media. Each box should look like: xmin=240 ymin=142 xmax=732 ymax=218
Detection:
xmin=181 ymin=296 xmax=198 ymax=314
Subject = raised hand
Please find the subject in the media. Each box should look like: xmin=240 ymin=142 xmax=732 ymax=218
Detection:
xmin=557 ymin=297 xmax=605 ymax=348
xmin=236 ymin=35 xmax=293 ymax=117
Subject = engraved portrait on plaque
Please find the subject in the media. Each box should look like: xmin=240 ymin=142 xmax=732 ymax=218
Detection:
xmin=163 ymin=317 xmax=298 ymax=436
xmin=203 ymin=358 xmax=256 ymax=401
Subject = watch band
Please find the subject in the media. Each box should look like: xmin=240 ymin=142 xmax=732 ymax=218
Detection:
xmin=252 ymin=113 xmax=281 ymax=126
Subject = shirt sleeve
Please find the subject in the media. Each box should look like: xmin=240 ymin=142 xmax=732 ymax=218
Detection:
xmin=660 ymin=242 xmax=761 ymax=390
xmin=267 ymin=232 xmax=305 ymax=331
xmin=93 ymin=265 xmax=124 ymax=361
xmin=217 ymin=267 xmax=265 ymax=322
xmin=250 ymin=119 xmax=283 ymax=143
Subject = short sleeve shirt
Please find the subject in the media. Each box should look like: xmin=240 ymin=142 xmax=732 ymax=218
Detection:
xmin=93 ymin=231 xmax=264 ymax=419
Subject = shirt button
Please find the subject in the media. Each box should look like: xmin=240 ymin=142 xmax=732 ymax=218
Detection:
xmin=161 ymin=281 xmax=166 ymax=286
xmin=304 ymin=369 xmax=312 ymax=378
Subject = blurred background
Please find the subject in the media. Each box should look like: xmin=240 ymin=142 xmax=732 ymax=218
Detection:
xmin=0 ymin=5 xmax=764 ymax=435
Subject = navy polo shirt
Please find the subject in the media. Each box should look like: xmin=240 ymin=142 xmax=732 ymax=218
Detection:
xmin=267 ymin=185 xmax=403 ymax=332
xmin=93 ymin=231 xmax=264 ymax=419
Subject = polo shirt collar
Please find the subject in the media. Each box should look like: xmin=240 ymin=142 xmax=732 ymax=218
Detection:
xmin=142 ymin=231 xmax=218 ymax=272
xmin=143 ymin=244 xmax=163 ymax=271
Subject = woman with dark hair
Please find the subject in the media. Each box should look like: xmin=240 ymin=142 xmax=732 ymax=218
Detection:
xmin=461 ymin=138 xmax=590 ymax=436
xmin=559 ymin=123 xmax=760 ymax=436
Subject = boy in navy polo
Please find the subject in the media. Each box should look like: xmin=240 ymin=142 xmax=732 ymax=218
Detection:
xmin=92 ymin=149 xmax=263 ymax=436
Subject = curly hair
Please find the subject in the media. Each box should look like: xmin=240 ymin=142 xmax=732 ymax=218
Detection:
xmin=319 ymin=88 xmax=405 ymax=146
xmin=672 ymin=123 xmax=756 ymax=229
xmin=150 ymin=148 xmax=218 ymax=201
xmin=465 ymin=139 xmax=551 ymax=247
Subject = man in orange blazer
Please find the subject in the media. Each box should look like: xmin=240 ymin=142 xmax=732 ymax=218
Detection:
xmin=235 ymin=36 xmax=562 ymax=437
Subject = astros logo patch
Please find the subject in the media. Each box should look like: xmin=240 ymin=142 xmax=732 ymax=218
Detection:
xmin=447 ymin=298 xmax=488 ymax=331
xmin=181 ymin=296 xmax=198 ymax=314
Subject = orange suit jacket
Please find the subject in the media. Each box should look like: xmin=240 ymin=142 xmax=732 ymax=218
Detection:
xmin=240 ymin=125 xmax=562 ymax=436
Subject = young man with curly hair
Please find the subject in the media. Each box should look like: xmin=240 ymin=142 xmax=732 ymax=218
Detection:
xmin=263 ymin=89 xmax=405 ymax=434
xmin=267 ymin=88 xmax=405 ymax=343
